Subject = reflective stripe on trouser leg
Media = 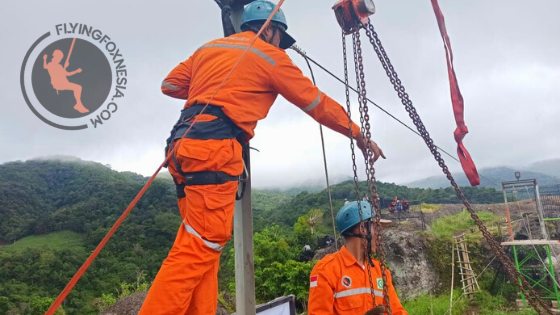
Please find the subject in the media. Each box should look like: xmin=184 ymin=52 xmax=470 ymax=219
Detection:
xmin=139 ymin=223 xmax=221 ymax=315
xmin=183 ymin=222 xmax=224 ymax=251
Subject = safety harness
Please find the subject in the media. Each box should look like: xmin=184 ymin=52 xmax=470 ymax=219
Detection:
xmin=165 ymin=104 xmax=246 ymax=198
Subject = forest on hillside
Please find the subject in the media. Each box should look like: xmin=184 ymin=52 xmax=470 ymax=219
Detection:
xmin=0 ymin=160 xmax=508 ymax=314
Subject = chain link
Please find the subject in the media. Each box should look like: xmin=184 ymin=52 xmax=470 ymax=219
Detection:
xmin=363 ymin=21 xmax=552 ymax=315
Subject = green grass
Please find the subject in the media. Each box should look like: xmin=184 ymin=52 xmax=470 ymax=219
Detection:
xmin=403 ymin=289 xmax=468 ymax=315
xmin=403 ymin=290 xmax=538 ymax=315
xmin=0 ymin=230 xmax=85 ymax=253
xmin=417 ymin=203 xmax=441 ymax=213
xmin=429 ymin=210 xmax=501 ymax=240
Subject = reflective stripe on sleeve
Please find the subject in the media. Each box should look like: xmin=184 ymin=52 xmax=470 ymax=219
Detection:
xmin=333 ymin=287 xmax=384 ymax=299
xmin=162 ymin=81 xmax=181 ymax=91
xmin=183 ymin=222 xmax=224 ymax=252
xmin=303 ymin=92 xmax=322 ymax=112
xmin=200 ymin=43 xmax=276 ymax=66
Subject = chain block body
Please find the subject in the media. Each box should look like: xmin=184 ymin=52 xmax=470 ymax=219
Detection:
xmin=333 ymin=0 xmax=375 ymax=34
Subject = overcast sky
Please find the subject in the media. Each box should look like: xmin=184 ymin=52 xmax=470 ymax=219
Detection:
xmin=1 ymin=0 xmax=558 ymax=188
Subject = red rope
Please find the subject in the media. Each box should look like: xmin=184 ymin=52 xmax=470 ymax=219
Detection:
xmin=44 ymin=2 xmax=286 ymax=314
xmin=44 ymin=161 xmax=166 ymax=315
xmin=431 ymin=0 xmax=480 ymax=186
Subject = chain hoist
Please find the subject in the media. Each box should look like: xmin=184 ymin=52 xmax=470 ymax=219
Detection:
xmin=362 ymin=21 xmax=552 ymax=315
xmin=337 ymin=0 xmax=391 ymax=313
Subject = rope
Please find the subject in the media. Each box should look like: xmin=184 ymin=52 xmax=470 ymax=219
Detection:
xmin=44 ymin=2 xmax=287 ymax=313
xmin=290 ymin=46 xmax=459 ymax=164
xmin=289 ymin=46 xmax=502 ymax=188
xmin=293 ymin=44 xmax=338 ymax=249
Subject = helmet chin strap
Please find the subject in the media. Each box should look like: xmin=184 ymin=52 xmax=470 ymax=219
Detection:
xmin=343 ymin=231 xmax=371 ymax=240
xmin=344 ymin=227 xmax=375 ymax=267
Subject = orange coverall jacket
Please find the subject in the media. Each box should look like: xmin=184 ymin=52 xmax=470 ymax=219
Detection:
xmin=161 ymin=31 xmax=361 ymax=140
xmin=308 ymin=246 xmax=408 ymax=315
xmin=141 ymin=31 xmax=363 ymax=315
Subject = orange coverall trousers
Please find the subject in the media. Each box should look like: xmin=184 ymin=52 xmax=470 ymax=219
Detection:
xmin=139 ymin=136 xmax=243 ymax=315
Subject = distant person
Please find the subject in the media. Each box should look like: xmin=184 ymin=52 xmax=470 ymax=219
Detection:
xmin=43 ymin=49 xmax=89 ymax=113
xmin=402 ymin=199 xmax=410 ymax=212
xmin=396 ymin=199 xmax=403 ymax=212
xmin=308 ymin=201 xmax=407 ymax=315
xmin=389 ymin=196 xmax=398 ymax=213
xmin=300 ymin=244 xmax=315 ymax=261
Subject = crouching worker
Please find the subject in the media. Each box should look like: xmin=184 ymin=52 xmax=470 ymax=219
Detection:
xmin=308 ymin=201 xmax=408 ymax=315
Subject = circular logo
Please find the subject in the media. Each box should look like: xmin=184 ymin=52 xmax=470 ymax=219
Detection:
xmin=342 ymin=275 xmax=352 ymax=288
xmin=21 ymin=23 xmax=127 ymax=130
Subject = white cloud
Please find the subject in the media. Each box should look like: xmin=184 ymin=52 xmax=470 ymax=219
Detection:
xmin=1 ymin=0 xmax=559 ymax=188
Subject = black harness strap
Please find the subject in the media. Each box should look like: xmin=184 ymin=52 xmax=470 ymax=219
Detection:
xmin=165 ymin=104 xmax=246 ymax=198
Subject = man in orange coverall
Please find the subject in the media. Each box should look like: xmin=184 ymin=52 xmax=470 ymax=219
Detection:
xmin=308 ymin=201 xmax=407 ymax=315
xmin=139 ymin=1 xmax=385 ymax=314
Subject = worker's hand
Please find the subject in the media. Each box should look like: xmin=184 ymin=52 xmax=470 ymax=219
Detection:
xmin=355 ymin=133 xmax=386 ymax=163
xmin=75 ymin=68 xmax=82 ymax=74
xmin=364 ymin=306 xmax=386 ymax=315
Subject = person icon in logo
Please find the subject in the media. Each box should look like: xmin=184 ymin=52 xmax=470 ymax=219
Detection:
xmin=43 ymin=47 xmax=89 ymax=114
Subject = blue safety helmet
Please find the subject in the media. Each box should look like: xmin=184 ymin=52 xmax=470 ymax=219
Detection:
xmin=336 ymin=201 xmax=374 ymax=234
xmin=241 ymin=0 xmax=296 ymax=49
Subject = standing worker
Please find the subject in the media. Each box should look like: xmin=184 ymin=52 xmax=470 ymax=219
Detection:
xmin=308 ymin=201 xmax=407 ymax=315
xmin=139 ymin=1 xmax=385 ymax=314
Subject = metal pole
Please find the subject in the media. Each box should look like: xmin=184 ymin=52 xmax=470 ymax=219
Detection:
xmin=502 ymin=185 xmax=514 ymax=241
xmin=449 ymin=241 xmax=455 ymax=314
xmin=230 ymin=2 xmax=244 ymax=33
xmin=234 ymin=150 xmax=256 ymax=315
xmin=227 ymin=2 xmax=256 ymax=314
xmin=545 ymin=244 xmax=560 ymax=306
xmin=512 ymin=245 xmax=526 ymax=306
xmin=534 ymin=182 xmax=550 ymax=240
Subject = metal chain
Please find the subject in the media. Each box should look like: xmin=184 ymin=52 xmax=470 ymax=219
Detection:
xmin=363 ymin=21 xmax=552 ymax=315
xmin=351 ymin=32 xmax=379 ymax=308
xmin=352 ymin=29 xmax=392 ymax=314
xmin=343 ymin=31 xmax=382 ymax=310
xmin=343 ymin=32 xmax=362 ymax=207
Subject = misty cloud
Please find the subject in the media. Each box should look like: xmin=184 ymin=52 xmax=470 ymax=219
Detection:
xmin=1 ymin=0 xmax=559 ymax=188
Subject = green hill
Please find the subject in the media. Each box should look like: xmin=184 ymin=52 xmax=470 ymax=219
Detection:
xmin=0 ymin=230 xmax=85 ymax=253
xmin=0 ymin=158 xmax=504 ymax=314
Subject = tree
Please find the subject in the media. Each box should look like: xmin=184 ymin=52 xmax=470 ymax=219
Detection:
xmin=306 ymin=208 xmax=323 ymax=235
